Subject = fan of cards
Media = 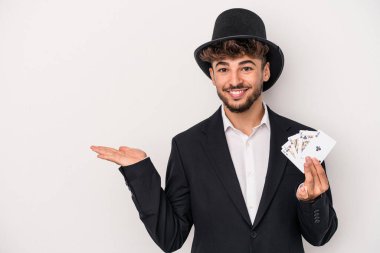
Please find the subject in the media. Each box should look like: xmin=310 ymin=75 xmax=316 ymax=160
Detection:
xmin=281 ymin=130 xmax=336 ymax=173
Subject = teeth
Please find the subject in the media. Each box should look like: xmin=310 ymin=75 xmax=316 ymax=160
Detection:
xmin=229 ymin=89 xmax=247 ymax=95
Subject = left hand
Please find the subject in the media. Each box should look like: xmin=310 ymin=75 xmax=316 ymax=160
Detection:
xmin=296 ymin=156 xmax=330 ymax=202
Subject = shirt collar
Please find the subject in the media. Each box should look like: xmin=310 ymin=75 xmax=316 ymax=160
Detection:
xmin=221 ymin=101 xmax=270 ymax=133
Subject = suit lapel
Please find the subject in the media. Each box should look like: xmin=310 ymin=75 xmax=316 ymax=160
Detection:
xmin=252 ymin=106 xmax=290 ymax=229
xmin=201 ymin=105 xmax=252 ymax=226
xmin=201 ymin=105 xmax=291 ymax=228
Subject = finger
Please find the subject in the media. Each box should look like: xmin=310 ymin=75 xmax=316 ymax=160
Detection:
xmin=90 ymin=145 xmax=99 ymax=152
xmin=312 ymin=157 xmax=329 ymax=192
xmin=97 ymin=146 xmax=118 ymax=152
xmin=296 ymin=183 xmax=309 ymax=200
xmin=92 ymin=146 xmax=129 ymax=165
xmin=97 ymin=151 xmax=125 ymax=164
xmin=97 ymin=154 xmax=118 ymax=163
xmin=91 ymin=146 xmax=116 ymax=151
xmin=307 ymin=157 xmax=322 ymax=190
xmin=91 ymin=147 xmax=103 ymax=154
xmin=91 ymin=146 xmax=118 ymax=155
xmin=304 ymin=157 xmax=315 ymax=191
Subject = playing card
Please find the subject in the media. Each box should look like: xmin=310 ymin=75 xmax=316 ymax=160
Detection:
xmin=281 ymin=129 xmax=336 ymax=174
xmin=281 ymin=141 xmax=304 ymax=172
xmin=288 ymin=133 xmax=301 ymax=158
xmin=299 ymin=130 xmax=319 ymax=154
xmin=298 ymin=130 xmax=336 ymax=165
xmin=282 ymin=140 xmax=297 ymax=159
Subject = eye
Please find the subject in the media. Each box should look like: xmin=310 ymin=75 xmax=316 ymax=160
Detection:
xmin=242 ymin=66 xmax=253 ymax=71
xmin=217 ymin=68 xmax=227 ymax=72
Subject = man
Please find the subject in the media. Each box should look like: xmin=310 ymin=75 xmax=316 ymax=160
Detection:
xmin=90 ymin=8 xmax=338 ymax=253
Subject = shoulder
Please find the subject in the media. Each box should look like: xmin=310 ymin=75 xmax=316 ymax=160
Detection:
xmin=172 ymin=116 xmax=209 ymax=144
xmin=170 ymin=106 xmax=222 ymax=145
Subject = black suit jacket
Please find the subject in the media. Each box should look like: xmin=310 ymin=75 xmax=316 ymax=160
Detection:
xmin=119 ymin=105 xmax=338 ymax=253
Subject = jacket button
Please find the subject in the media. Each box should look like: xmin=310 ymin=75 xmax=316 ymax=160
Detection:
xmin=250 ymin=231 xmax=257 ymax=238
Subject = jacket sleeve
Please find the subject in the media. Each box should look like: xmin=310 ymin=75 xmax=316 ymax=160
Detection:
xmin=296 ymin=161 xmax=338 ymax=246
xmin=118 ymin=137 xmax=193 ymax=252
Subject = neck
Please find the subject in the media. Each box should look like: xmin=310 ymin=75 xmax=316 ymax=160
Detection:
xmin=223 ymin=97 xmax=265 ymax=136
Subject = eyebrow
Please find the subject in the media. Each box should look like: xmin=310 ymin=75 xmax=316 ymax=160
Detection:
xmin=215 ymin=60 xmax=256 ymax=68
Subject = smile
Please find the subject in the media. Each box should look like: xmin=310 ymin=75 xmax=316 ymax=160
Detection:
xmin=227 ymin=88 xmax=249 ymax=99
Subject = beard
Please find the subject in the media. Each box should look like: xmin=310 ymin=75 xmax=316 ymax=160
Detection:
xmin=217 ymin=81 xmax=263 ymax=113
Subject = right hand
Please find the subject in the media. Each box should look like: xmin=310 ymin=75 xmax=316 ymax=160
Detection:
xmin=90 ymin=145 xmax=147 ymax=166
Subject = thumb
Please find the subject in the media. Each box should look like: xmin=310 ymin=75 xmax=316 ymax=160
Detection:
xmin=296 ymin=183 xmax=309 ymax=200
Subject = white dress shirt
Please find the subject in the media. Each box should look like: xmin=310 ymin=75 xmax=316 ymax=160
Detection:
xmin=221 ymin=101 xmax=271 ymax=225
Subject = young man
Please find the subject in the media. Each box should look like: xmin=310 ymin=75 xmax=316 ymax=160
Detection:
xmin=91 ymin=8 xmax=338 ymax=253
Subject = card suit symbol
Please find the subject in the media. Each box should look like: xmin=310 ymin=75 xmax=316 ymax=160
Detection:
xmin=316 ymin=146 xmax=321 ymax=152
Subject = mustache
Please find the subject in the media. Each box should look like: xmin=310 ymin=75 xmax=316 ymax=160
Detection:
xmin=224 ymin=84 xmax=250 ymax=91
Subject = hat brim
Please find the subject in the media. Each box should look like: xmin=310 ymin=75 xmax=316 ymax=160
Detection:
xmin=194 ymin=35 xmax=284 ymax=91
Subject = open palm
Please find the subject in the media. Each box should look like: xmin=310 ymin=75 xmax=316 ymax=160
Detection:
xmin=90 ymin=145 xmax=147 ymax=166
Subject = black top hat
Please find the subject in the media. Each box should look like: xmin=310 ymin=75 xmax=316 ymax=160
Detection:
xmin=194 ymin=8 xmax=284 ymax=91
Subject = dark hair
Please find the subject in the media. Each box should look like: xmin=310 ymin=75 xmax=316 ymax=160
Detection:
xmin=199 ymin=38 xmax=269 ymax=69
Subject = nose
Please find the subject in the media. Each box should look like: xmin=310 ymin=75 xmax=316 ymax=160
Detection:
xmin=230 ymin=69 xmax=242 ymax=87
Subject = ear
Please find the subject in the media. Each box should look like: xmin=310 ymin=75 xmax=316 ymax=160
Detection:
xmin=263 ymin=62 xmax=270 ymax=82
xmin=209 ymin=67 xmax=216 ymax=86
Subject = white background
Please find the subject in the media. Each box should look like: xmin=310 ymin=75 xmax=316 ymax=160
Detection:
xmin=1 ymin=0 xmax=379 ymax=252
